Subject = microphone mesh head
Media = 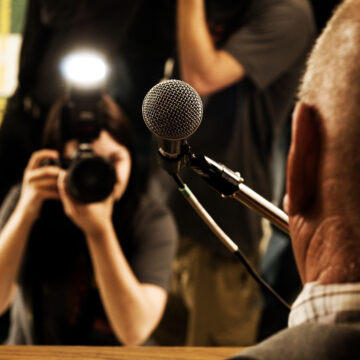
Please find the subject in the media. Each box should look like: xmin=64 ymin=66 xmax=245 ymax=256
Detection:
xmin=142 ymin=80 xmax=203 ymax=140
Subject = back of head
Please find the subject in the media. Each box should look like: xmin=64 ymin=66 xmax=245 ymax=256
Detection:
xmin=299 ymin=0 xmax=360 ymax=200
xmin=290 ymin=0 xmax=360 ymax=283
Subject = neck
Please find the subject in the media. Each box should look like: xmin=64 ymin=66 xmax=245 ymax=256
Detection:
xmin=290 ymin=176 xmax=360 ymax=284
xmin=304 ymin=216 xmax=360 ymax=284
xmin=303 ymin=177 xmax=360 ymax=283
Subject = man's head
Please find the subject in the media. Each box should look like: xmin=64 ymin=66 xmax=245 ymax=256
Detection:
xmin=285 ymin=0 xmax=360 ymax=285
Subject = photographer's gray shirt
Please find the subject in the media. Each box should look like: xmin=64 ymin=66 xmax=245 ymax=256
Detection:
xmin=0 ymin=184 xmax=178 ymax=345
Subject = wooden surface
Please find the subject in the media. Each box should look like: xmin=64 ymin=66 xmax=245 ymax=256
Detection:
xmin=0 ymin=346 xmax=245 ymax=359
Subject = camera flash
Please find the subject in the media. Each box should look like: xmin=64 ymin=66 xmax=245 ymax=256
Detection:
xmin=60 ymin=51 xmax=108 ymax=88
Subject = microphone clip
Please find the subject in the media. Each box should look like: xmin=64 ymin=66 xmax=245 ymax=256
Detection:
xmin=188 ymin=152 xmax=289 ymax=234
xmin=189 ymin=154 xmax=243 ymax=196
xmin=157 ymin=141 xmax=192 ymax=175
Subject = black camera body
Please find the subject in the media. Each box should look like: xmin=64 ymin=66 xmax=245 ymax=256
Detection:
xmin=66 ymin=147 xmax=116 ymax=203
xmin=42 ymin=147 xmax=116 ymax=203
xmin=43 ymin=90 xmax=116 ymax=203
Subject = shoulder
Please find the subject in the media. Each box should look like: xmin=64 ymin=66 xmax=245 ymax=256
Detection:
xmin=250 ymin=0 xmax=314 ymax=20
xmin=223 ymin=0 xmax=315 ymax=89
xmin=230 ymin=323 xmax=360 ymax=360
xmin=245 ymin=0 xmax=315 ymax=35
xmin=283 ymin=0 xmax=315 ymax=28
xmin=0 ymin=184 xmax=21 ymax=229
xmin=0 ymin=184 xmax=21 ymax=207
xmin=132 ymin=194 xmax=178 ymax=240
xmin=134 ymin=194 xmax=175 ymax=222
xmin=223 ymin=0 xmax=316 ymax=57
xmin=226 ymin=0 xmax=316 ymax=41
xmin=126 ymin=194 xmax=178 ymax=289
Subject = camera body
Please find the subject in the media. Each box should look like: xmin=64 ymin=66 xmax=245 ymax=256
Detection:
xmin=68 ymin=145 xmax=117 ymax=203
xmin=44 ymin=145 xmax=116 ymax=204
xmin=44 ymin=90 xmax=116 ymax=203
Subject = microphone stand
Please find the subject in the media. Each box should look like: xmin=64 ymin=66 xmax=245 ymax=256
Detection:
xmin=170 ymin=169 xmax=291 ymax=312
xmin=161 ymin=146 xmax=291 ymax=311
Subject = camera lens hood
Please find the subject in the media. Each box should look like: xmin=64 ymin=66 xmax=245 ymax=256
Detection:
xmin=66 ymin=155 xmax=116 ymax=203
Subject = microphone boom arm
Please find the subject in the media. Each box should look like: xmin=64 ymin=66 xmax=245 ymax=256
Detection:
xmin=233 ymin=183 xmax=289 ymax=235
xmin=188 ymin=153 xmax=289 ymax=235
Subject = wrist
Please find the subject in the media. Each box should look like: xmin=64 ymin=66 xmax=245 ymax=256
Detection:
xmin=15 ymin=197 xmax=42 ymax=225
xmin=85 ymin=221 xmax=114 ymax=242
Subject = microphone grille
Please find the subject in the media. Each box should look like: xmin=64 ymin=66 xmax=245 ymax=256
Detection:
xmin=142 ymin=80 xmax=203 ymax=140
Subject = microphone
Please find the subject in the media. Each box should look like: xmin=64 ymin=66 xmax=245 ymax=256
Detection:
xmin=142 ymin=80 xmax=203 ymax=162
xmin=142 ymin=79 xmax=289 ymax=234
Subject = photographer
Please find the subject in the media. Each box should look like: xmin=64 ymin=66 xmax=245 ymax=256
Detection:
xmin=0 ymin=94 xmax=178 ymax=345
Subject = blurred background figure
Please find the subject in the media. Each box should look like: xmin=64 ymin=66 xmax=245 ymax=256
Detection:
xmin=152 ymin=0 xmax=315 ymax=347
xmin=0 ymin=1 xmax=177 ymax=342
xmin=0 ymin=93 xmax=177 ymax=345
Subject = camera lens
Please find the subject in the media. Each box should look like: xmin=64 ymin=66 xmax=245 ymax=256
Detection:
xmin=66 ymin=156 xmax=116 ymax=203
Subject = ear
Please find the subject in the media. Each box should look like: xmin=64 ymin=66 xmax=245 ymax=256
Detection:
xmin=285 ymin=102 xmax=321 ymax=216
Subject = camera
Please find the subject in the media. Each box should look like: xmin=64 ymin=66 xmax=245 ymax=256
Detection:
xmin=42 ymin=146 xmax=116 ymax=204
xmin=64 ymin=91 xmax=116 ymax=203
xmin=42 ymin=144 xmax=116 ymax=205
xmin=42 ymin=90 xmax=116 ymax=203
xmin=65 ymin=145 xmax=116 ymax=203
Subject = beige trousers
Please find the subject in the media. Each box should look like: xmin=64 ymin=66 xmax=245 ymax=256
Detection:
xmin=169 ymin=238 xmax=262 ymax=346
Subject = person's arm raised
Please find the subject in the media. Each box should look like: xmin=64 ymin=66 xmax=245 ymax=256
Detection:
xmin=58 ymin=171 xmax=167 ymax=345
xmin=177 ymin=0 xmax=245 ymax=95
xmin=0 ymin=150 xmax=60 ymax=314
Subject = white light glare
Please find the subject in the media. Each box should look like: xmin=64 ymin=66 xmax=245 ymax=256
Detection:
xmin=60 ymin=51 xmax=108 ymax=88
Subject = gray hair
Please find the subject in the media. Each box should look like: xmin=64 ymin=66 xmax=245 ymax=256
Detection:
xmin=299 ymin=0 xmax=360 ymax=176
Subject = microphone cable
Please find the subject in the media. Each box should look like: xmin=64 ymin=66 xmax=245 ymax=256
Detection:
xmin=172 ymin=173 xmax=291 ymax=312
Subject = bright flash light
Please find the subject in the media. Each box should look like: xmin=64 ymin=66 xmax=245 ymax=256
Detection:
xmin=60 ymin=51 xmax=108 ymax=88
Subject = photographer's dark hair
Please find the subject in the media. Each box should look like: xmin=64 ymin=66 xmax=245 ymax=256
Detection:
xmin=42 ymin=94 xmax=135 ymax=156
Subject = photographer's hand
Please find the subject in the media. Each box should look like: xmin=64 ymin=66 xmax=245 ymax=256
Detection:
xmin=17 ymin=149 xmax=61 ymax=221
xmin=0 ymin=149 xmax=60 ymax=314
xmin=57 ymin=170 xmax=114 ymax=237
xmin=58 ymin=169 xmax=166 ymax=345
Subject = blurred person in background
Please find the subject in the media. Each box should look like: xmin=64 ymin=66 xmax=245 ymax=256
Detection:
xmin=0 ymin=94 xmax=177 ymax=345
xmin=0 ymin=0 xmax=176 ymax=205
xmin=152 ymin=0 xmax=315 ymax=346
xmin=0 ymin=1 xmax=177 ymax=341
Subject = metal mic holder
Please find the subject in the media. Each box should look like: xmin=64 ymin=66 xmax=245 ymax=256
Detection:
xmin=188 ymin=153 xmax=289 ymax=235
